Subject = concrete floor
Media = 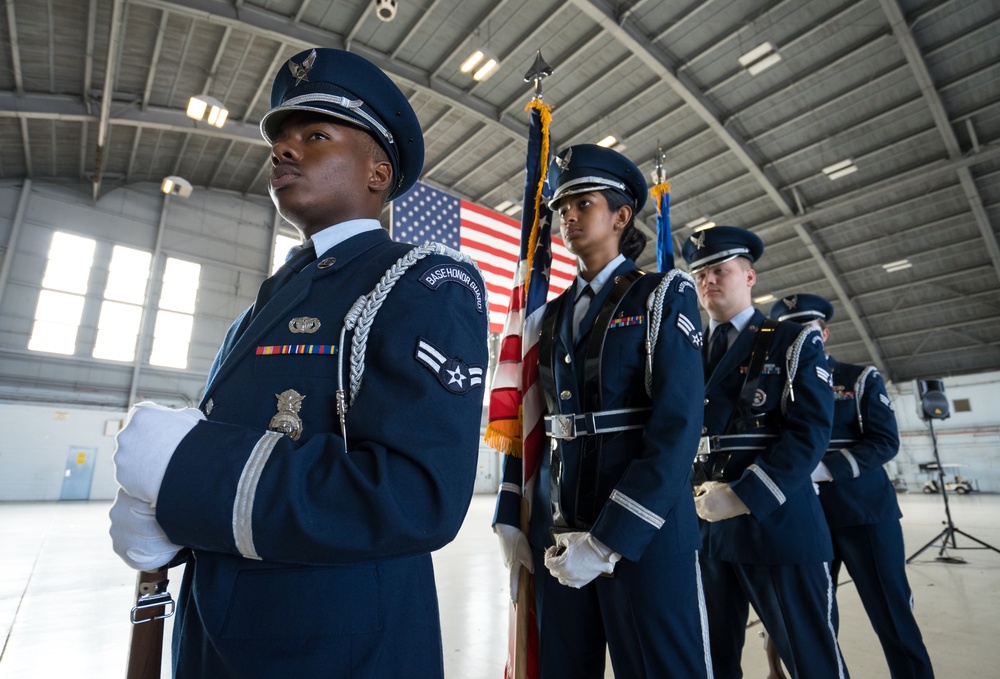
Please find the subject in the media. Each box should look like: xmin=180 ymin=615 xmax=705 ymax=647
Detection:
xmin=1 ymin=492 xmax=997 ymax=678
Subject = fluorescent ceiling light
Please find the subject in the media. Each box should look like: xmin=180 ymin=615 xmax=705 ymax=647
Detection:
xmin=460 ymin=50 xmax=485 ymax=73
xmin=882 ymin=259 xmax=912 ymax=273
xmin=822 ymin=159 xmax=858 ymax=180
xmin=597 ymin=135 xmax=617 ymax=148
xmin=753 ymin=294 xmax=775 ymax=304
xmin=738 ymin=41 xmax=781 ymax=76
xmin=161 ymin=176 xmax=192 ymax=198
xmin=494 ymin=200 xmax=514 ymax=212
xmin=473 ymin=57 xmax=498 ymax=81
xmin=685 ymin=217 xmax=717 ymax=232
xmin=503 ymin=204 xmax=522 ymax=216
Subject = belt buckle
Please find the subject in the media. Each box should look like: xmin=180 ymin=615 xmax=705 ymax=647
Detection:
xmin=695 ymin=435 xmax=711 ymax=463
xmin=552 ymin=414 xmax=576 ymax=440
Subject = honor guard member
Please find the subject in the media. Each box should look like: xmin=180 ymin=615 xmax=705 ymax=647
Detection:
xmin=494 ymin=145 xmax=712 ymax=678
xmin=768 ymin=294 xmax=934 ymax=678
xmin=682 ymin=227 xmax=849 ymax=679
xmin=109 ymin=48 xmax=489 ymax=679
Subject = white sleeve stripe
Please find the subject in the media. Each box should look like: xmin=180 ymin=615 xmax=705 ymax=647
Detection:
xmin=748 ymin=464 xmax=786 ymax=504
xmin=499 ymin=482 xmax=521 ymax=496
xmin=233 ymin=431 xmax=283 ymax=560
xmin=610 ymin=490 xmax=665 ymax=529
xmin=840 ymin=448 xmax=860 ymax=478
xmin=824 ymin=562 xmax=848 ymax=679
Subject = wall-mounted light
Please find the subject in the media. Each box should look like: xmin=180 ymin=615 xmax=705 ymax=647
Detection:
xmin=161 ymin=176 xmax=192 ymax=198
xmin=738 ymin=41 xmax=782 ymax=76
xmin=822 ymin=159 xmax=858 ymax=180
xmin=186 ymin=95 xmax=228 ymax=128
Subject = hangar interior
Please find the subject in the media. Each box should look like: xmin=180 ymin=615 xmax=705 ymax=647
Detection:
xmin=0 ymin=0 xmax=998 ymax=677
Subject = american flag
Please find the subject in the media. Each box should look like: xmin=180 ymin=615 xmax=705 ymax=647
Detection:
xmin=390 ymin=181 xmax=575 ymax=333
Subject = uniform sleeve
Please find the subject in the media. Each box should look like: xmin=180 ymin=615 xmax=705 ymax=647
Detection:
xmin=156 ymin=257 xmax=490 ymax=565
xmin=824 ymin=368 xmax=900 ymax=481
xmin=731 ymin=325 xmax=834 ymax=520
xmin=590 ymin=273 xmax=705 ymax=562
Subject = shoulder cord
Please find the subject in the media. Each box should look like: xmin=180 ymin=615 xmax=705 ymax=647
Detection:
xmin=334 ymin=242 xmax=483 ymax=441
xmin=854 ymin=365 xmax=878 ymax=434
xmin=644 ymin=269 xmax=693 ymax=398
xmin=781 ymin=325 xmax=822 ymax=414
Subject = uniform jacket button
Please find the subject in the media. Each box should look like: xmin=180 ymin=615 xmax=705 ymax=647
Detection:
xmin=560 ymin=390 xmax=572 ymax=401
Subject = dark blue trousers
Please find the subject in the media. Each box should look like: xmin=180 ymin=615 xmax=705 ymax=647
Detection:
xmin=700 ymin=555 xmax=849 ymax=679
xmin=533 ymin=545 xmax=711 ymax=679
xmin=831 ymin=521 xmax=934 ymax=678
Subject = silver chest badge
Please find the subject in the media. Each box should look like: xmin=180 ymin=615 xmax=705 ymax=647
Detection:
xmin=289 ymin=316 xmax=321 ymax=334
xmin=269 ymin=389 xmax=305 ymax=440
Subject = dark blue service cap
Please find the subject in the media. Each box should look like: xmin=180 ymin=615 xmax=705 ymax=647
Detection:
xmin=768 ymin=293 xmax=834 ymax=323
xmin=547 ymin=144 xmax=647 ymax=213
xmin=681 ymin=225 xmax=764 ymax=273
xmin=260 ymin=48 xmax=424 ymax=200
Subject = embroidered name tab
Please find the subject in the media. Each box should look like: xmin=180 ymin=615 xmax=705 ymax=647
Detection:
xmin=415 ymin=337 xmax=484 ymax=395
xmin=419 ymin=264 xmax=485 ymax=313
xmin=256 ymin=344 xmax=336 ymax=355
xmin=609 ymin=315 xmax=643 ymax=329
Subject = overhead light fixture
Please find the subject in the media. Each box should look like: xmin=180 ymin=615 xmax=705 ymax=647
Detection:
xmin=460 ymin=50 xmax=486 ymax=73
xmin=186 ymin=95 xmax=229 ymax=128
xmin=494 ymin=200 xmax=514 ymax=212
xmin=161 ymin=176 xmax=192 ymax=198
xmin=685 ymin=217 xmax=717 ymax=232
xmin=753 ymin=294 xmax=775 ymax=304
xmin=473 ymin=55 xmax=499 ymax=81
xmin=374 ymin=0 xmax=397 ymax=22
xmin=882 ymin=259 xmax=912 ymax=273
xmin=503 ymin=204 xmax=522 ymax=216
xmin=738 ymin=41 xmax=782 ymax=76
xmin=822 ymin=159 xmax=858 ymax=180
xmin=597 ymin=135 xmax=617 ymax=148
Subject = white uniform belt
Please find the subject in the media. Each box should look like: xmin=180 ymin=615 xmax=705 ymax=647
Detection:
xmin=827 ymin=438 xmax=859 ymax=452
xmin=545 ymin=407 xmax=651 ymax=440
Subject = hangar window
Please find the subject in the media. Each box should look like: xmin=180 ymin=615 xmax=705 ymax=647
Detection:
xmin=28 ymin=231 xmax=97 ymax=355
xmin=149 ymin=258 xmax=201 ymax=369
xmin=92 ymin=246 xmax=152 ymax=361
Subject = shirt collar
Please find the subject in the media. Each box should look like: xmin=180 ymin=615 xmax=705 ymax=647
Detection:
xmin=575 ymin=254 xmax=625 ymax=301
xmin=710 ymin=305 xmax=756 ymax=334
xmin=311 ymin=218 xmax=383 ymax=257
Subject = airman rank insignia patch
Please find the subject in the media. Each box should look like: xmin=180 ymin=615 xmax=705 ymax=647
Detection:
xmin=816 ymin=366 xmax=833 ymax=386
xmin=879 ymin=393 xmax=894 ymax=411
xmin=415 ymin=338 xmax=484 ymax=395
xmin=418 ymin=263 xmax=485 ymax=314
xmin=676 ymin=313 xmax=702 ymax=348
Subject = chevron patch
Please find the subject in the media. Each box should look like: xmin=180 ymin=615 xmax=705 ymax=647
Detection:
xmin=414 ymin=337 xmax=483 ymax=395
xmin=676 ymin=313 xmax=703 ymax=348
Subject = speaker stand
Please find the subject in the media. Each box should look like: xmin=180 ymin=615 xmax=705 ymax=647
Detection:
xmin=907 ymin=418 xmax=1000 ymax=564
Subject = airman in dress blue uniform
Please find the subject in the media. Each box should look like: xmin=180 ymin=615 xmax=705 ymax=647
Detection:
xmin=769 ymin=294 xmax=934 ymax=678
xmin=682 ymin=228 xmax=849 ymax=679
xmin=109 ymin=48 xmax=489 ymax=678
xmin=494 ymin=145 xmax=712 ymax=678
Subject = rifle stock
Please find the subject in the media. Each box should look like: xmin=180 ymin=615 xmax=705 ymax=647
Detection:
xmin=126 ymin=567 xmax=173 ymax=679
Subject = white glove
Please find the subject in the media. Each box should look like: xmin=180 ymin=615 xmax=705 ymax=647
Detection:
xmin=495 ymin=523 xmax=533 ymax=601
xmin=109 ymin=489 xmax=182 ymax=570
xmin=543 ymin=532 xmax=619 ymax=588
xmin=810 ymin=462 xmax=833 ymax=483
xmin=114 ymin=402 xmax=204 ymax=506
xmin=694 ymin=481 xmax=750 ymax=522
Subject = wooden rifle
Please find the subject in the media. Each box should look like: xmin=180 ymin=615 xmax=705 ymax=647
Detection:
xmin=125 ymin=567 xmax=174 ymax=679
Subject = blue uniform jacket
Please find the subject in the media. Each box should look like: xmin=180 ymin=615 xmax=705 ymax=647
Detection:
xmin=155 ymin=229 xmax=489 ymax=678
xmin=819 ymin=356 xmax=902 ymax=528
xmin=496 ymin=260 xmax=705 ymax=563
xmin=701 ymin=309 xmax=835 ymax=564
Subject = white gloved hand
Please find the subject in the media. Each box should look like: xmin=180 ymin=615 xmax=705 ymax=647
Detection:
xmin=114 ymin=402 xmax=204 ymax=506
xmin=543 ymin=532 xmax=619 ymax=589
xmin=495 ymin=523 xmax=533 ymax=601
xmin=694 ymin=481 xmax=750 ymax=522
xmin=109 ymin=488 xmax=182 ymax=570
xmin=810 ymin=462 xmax=833 ymax=483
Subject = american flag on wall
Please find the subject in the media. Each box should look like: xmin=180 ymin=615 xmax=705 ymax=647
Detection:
xmin=390 ymin=181 xmax=576 ymax=333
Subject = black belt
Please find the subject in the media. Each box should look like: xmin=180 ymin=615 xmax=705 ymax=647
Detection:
xmin=545 ymin=407 xmax=651 ymax=440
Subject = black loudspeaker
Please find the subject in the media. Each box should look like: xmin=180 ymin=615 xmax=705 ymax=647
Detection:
xmin=916 ymin=378 xmax=950 ymax=420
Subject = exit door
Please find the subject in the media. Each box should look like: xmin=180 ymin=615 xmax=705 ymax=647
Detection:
xmin=60 ymin=446 xmax=97 ymax=500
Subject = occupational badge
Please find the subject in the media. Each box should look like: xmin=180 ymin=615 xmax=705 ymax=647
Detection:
xmin=289 ymin=316 xmax=321 ymax=334
xmin=414 ymin=337 xmax=484 ymax=395
xmin=269 ymin=389 xmax=305 ymax=441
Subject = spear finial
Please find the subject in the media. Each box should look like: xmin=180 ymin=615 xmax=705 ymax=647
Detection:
xmin=523 ymin=50 xmax=553 ymax=100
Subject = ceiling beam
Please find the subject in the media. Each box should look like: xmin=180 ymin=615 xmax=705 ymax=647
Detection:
xmin=879 ymin=0 xmax=1000 ymax=285
xmin=91 ymin=0 xmax=125 ymax=202
xmin=4 ymin=0 xmax=23 ymax=93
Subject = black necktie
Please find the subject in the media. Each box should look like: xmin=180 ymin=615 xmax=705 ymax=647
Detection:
xmin=705 ymin=322 xmax=732 ymax=377
xmin=250 ymin=241 xmax=316 ymax=320
xmin=574 ymin=284 xmax=595 ymax=337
